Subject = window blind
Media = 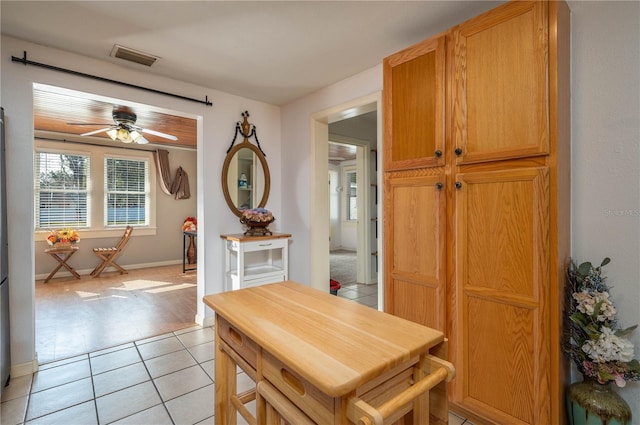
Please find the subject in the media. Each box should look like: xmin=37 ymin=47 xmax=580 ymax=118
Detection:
xmin=35 ymin=151 xmax=90 ymax=229
xmin=104 ymin=157 xmax=149 ymax=226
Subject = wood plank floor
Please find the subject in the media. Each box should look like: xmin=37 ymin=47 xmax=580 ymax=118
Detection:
xmin=35 ymin=264 xmax=197 ymax=364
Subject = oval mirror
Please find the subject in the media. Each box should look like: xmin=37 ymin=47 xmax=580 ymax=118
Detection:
xmin=222 ymin=140 xmax=270 ymax=217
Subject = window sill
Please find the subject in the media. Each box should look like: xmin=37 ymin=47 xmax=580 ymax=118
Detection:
xmin=35 ymin=227 xmax=156 ymax=242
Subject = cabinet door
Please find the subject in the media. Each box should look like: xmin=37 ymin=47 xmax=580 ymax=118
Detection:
xmin=383 ymin=171 xmax=446 ymax=331
xmin=452 ymin=166 xmax=550 ymax=424
xmin=452 ymin=1 xmax=549 ymax=164
xmin=383 ymin=35 xmax=445 ymax=171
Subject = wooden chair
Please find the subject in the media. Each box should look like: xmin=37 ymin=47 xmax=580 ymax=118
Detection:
xmin=90 ymin=226 xmax=133 ymax=278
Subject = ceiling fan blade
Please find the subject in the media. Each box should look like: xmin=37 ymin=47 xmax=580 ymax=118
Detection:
xmin=67 ymin=122 xmax=113 ymax=126
xmin=135 ymin=136 xmax=149 ymax=145
xmin=80 ymin=127 xmax=111 ymax=137
xmin=140 ymin=128 xmax=178 ymax=141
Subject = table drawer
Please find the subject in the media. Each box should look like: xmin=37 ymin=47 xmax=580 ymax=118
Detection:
xmin=262 ymin=351 xmax=334 ymax=425
xmin=217 ymin=316 xmax=258 ymax=370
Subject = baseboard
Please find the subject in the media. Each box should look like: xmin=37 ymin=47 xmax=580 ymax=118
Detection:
xmin=196 ymin=313 xmax=215 ymax=328
xmin=11 ymin=359 xmax=39 ymax=378
xmin=35 ymin=259 xmax=183 ymax=280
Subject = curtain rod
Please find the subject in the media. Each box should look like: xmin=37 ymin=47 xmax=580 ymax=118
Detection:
xmin=12 ymin=51 xmax=213 ymax=107
xmin=35 ymin=136 xmax=160 ymax=153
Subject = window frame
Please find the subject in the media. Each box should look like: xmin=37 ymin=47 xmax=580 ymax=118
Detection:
xmin=104 ymin=155 xmax=150 ymax=227
xmin=343 ymin=165 xmax=358 ymax=223
xmin=34 ymin=148 xmax=92 ymax=230
xmin=34 ymin=140 xmax=156 ymax=241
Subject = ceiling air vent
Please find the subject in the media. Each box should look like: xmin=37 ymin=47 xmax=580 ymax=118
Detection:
xmin=110 ymin=45 xmax=159 ymax=67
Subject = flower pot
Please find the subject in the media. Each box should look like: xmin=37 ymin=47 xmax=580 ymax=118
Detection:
xmin=566 ymin=377 xmax=632 ymax=425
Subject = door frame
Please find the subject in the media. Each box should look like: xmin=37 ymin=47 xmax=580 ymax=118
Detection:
xmin=310 ymin=92 xmax=383 ymax=308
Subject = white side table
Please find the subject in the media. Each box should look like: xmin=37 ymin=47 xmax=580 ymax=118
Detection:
xmin=220 ymin=233 xmax=291 ymax=291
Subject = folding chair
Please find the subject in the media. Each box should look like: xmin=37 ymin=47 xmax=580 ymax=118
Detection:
xmin=90 ymin=226 xmax=133 ymax=278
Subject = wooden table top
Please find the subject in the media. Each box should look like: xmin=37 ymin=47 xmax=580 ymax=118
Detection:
xmin=219 ymin=232 xmax=291 ymax=242
xmin=203 ymin=281 xmax=444 ymax=397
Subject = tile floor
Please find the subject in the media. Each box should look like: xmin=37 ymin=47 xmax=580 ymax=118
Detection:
xmin=3 ymin=283 xmax=474 ymax=424
xmin=335 ymin=280 xmax=378 ymax=308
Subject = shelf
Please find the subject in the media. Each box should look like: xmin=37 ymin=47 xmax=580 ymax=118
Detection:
xmin=221 ymin=233 xmax=291 ymax=291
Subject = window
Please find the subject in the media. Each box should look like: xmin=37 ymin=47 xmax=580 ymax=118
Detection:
xmin=34 ymin=141 xmax=156 ymax=239
xmin=346 ymin=169 xmax=357 ymax=221
xmin=35 ymin=151 xmax=90 ymax=229
xmin=105 ymin=157 xmax=149 ymax=226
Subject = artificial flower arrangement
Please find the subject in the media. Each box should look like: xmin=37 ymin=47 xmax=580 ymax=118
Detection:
xmin=564 ymin=257 xmax=640 ymax=387
xmin=182 ymin=216 xmax=197 ymax=232
xmin=240 ymin=208 xmax=274 ymax=224
xmin=46 ymin=228 xmax=80 ymax=246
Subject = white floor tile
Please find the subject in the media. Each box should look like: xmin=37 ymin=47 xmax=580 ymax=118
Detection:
xmin=176 ymin=327 xmax=215 ymax=348
xmin=90 ymin=347 xmax=142 ymax=375
xmin=237 ymin=371 xmax=255 ymax=394
xmin=194 ymin=415 xmax=215 ymax=425
xmin=448 ymin=411 xmax=467 ymax=425
xmin=38 ymin=354 xmax=88 ymax=371
xmin=31 ymin=359 xmax=91 ymax=393
xmin=26 ymin=400 xmax=97 ymax=425
xmin=144 ymin=349 xmax=197 ymax=379
xmin=187 ymin=341 xmax=215 ymax=363
xmin=110 ymin=404 xmax=173 ymax=425
xmin=154 ymin=365 xmax=213 ymax=402
xmin=136 ymin=336 xmax=184 ymax=360
xmin=95 ymin=381 xmax=161 ymax=424
xmin=164 ymin=384 xmax=215 ymax=425
xmin=26 ymin=377 xmax=94 ymax=421
xmin=174 ymin=325 xmax=204 ymax=335
xmin=134 ymin=333 xmax=174 ymax=346
xmin=93 ymin=362 xmax=150 ymax=397
xmin=89 ymin=343 xmax=134 ymax=358
xmin=201 ymin=360 xmax=214 ymax=380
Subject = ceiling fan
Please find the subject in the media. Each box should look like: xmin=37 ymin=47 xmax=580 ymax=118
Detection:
xmin=69 ymin=108 xmax=178 ymax=144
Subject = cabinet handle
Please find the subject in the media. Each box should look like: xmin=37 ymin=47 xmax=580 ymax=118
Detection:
xmin=455 ymin=181 xmax=463 ymax=189
xmin=259 ymin=243 xmax=273 ymax=247
xmin=435 ymin=182 xmax=443 ymax=190
xmin=434 ymin=150 xmax=442 ymax=158
xmin=454 ymin=148 xmax=463 ymax=156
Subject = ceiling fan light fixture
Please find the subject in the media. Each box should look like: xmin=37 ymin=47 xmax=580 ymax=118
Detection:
xmin=106 ymin=129 xmax=118 ymax=141
xmin=129 ymin=130 xmax=147 ymax=144
xmin=117 ymin=127 xmax=134 ymax=143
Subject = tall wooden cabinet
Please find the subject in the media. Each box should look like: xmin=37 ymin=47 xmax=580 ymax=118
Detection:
xmin=383 ymin=1 xmax=571 ymax=424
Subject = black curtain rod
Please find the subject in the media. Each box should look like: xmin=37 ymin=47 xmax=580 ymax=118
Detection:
xmin=12 ymin=51 xmax=213 ymax=107
xmin=35 ymin=136 xmax=161 ymax=153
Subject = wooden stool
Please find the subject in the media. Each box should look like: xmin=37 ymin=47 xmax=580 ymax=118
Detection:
xmin=44 ymin=246 xmax=80 ymax=283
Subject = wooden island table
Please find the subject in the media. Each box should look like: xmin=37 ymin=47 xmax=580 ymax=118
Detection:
xmin=203 ymin=281 xmax=454 ymax=425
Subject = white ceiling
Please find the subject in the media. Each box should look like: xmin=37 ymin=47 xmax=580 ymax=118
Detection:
xmin=1 ymin=1 xmax=503 ymax=106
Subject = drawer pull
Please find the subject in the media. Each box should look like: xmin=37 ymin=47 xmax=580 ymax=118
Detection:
xmin=281 ymin=368 xmax=305 ymax=396
xmin=347 ymin=360 xmax=454 ymax=425
xmin=229 ymin=327 xmax=244 ymax=346
xmin=258 ymin=243 xmax=273 ymax=247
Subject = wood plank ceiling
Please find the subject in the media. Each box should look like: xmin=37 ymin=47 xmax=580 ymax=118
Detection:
xmin=33 ymin=89 xmax=197 ymax=148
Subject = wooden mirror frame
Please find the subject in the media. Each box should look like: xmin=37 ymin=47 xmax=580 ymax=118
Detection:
xmin=221 ymin=139 xmax=271 ymax=217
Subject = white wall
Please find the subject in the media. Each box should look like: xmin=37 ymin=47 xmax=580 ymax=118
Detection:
xmin=1 ymin=35 xmax=282 ymax=373
xmin=569 ymin=0 xmax=640 ymax=415
xmin=282 ymin=0 xmax=640 ymax=416
xmin=33 ymin=141 xmax=198 ymax=276
xmin=281 ymin=66 xmax=382 ymax=292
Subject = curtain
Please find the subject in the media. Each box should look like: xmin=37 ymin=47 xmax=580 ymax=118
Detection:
xmin=170 ymin=166 xmax=191 ymax=200
xmin=153 ymin=149 xmax=172 ymax=195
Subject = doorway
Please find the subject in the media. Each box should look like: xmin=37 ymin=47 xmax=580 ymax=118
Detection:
xmin=310 ymin=93 xmax=382 ymax=309
xmin=32 ymin=85 xmax=200 ymax=363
